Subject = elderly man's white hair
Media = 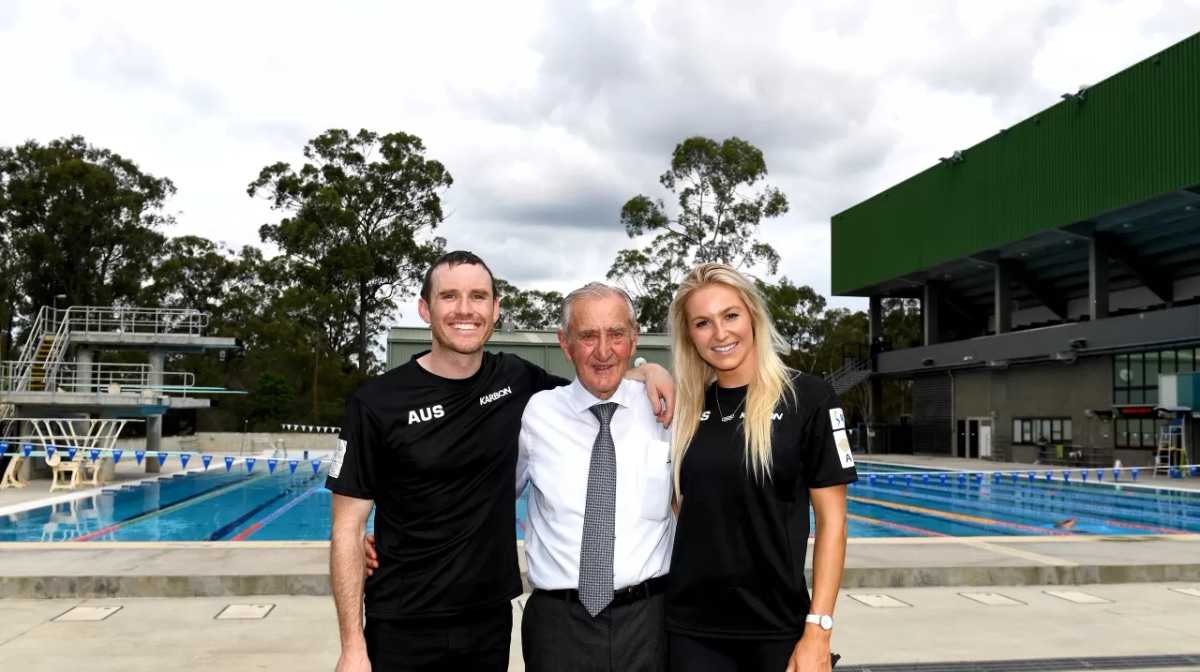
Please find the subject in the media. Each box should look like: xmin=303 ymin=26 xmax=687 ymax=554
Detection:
xmin=559 ymin=282 xmax=638 ymax=335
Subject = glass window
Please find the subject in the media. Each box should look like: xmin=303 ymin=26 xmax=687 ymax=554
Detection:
xmin=1144 ymin=351 xmax=1160 ymax=386
xmin=1012 ymin=419 xmax=1021 ymax=442
xmin=1115 ymin=354 xmax=1129 ymax=385
xmin=1115 ymin=389 xmax=1129 ymax=405
xmin=1063 ymin=419 xmax=1072 ymax=442
xmin=1129 ymin=353 xmax=1144 ymax=388
xmin=1161 ymin=350 xmax=1176 ymax=375
xmin=1145 ymin=386 xmax=1158 ymax=405
xmin=1116 ymin=419 xmax=1129 ymax=447
xmin=1178 ymin=349 xmax=1195 ymax=373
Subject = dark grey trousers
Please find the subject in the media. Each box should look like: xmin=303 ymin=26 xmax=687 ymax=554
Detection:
xmin=521 ymin=590 xmax=668 ymax=672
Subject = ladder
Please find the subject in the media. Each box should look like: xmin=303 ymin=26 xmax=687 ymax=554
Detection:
xmin=1154 ymin=421 xmax=1188 ymax=476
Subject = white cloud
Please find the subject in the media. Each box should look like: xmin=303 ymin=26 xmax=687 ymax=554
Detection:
xmin=2 ymin=0 xmax=1197 ymax=329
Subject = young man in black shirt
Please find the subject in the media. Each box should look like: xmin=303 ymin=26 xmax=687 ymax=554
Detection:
xmin=326 ymin=251 xmax=675 ymax=672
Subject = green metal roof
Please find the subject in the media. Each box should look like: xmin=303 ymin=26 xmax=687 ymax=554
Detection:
xmin=831 ymin=31 xmax=1200 ymax=297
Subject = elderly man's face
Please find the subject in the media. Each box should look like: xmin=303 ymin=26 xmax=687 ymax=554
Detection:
xmin=559 ymin=295 xmax=638 ymax=400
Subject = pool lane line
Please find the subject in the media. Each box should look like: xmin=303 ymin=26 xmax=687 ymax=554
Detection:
xmin=847 ymin=494 xmax=1072 ymax=536
xmin=861 ymin=481 xmax=1192 ymax=535
xmin=231 ymin=480 xmax=327 ymax=541
xmin=846 ymin=512 xmax=947 ymax=537
xmin=206 ymin=471 xmax=324 ymax=541
xmin=857 ymin=480 xmax=1188 ymax=531
xmin=72 ymin=473 xmax=273 ymax=542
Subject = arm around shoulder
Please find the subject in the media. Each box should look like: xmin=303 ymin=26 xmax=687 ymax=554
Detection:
xmin=625 ymin=361 xmax=675 ymax=427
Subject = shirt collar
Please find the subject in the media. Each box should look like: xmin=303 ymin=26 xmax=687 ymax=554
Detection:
xmin=569 ymin=376 xmax=635 ymax=415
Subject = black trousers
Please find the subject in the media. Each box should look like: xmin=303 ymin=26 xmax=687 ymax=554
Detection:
xmin=668 ymin=633 xmax=797 ymax=672
xmin=522 ymin=586 xmax=668 ymax=672
xmin=363 ymin=601 xmax=513 ymax=672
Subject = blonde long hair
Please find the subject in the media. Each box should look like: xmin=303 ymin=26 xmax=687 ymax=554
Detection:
xmin=668 ymin=263 xmax=796 ymax=494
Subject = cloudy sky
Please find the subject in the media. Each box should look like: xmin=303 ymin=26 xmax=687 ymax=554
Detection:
xmin=2 ymin=0 xmax=1197 ymax=326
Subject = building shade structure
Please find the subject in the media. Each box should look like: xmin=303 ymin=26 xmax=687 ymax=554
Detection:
xmin=827 ymin=31 xmax=1200 ymax=470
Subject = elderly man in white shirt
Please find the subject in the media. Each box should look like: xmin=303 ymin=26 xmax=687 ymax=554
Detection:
xmin=516 ymin=281 xmax=675 ymax=672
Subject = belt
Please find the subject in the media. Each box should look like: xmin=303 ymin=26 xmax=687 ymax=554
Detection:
xmin=533 ymin=575 xmax=668 ymax=609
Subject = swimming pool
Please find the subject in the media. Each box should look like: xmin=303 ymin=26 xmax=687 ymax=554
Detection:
xmin=1 ymin=462 xmax=1197 ymax=541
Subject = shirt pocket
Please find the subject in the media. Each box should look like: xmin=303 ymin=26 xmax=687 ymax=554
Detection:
xmin=638 ymin=440 xmax=672 ymax=521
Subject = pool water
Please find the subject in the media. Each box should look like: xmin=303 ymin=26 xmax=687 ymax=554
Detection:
xmin=2 ymin=462 xmax=1198 ymax=542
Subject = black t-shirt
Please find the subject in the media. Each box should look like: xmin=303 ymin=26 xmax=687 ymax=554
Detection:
xmin=325 ymin=351 xmax=569 ymax=621
xmin=665 ymin=370 xmax=858 ymax=639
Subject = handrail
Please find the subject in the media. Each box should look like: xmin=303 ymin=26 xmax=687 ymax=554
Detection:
xmin=57 ymin=306 xmax=210 ymax=335
xmin=40 ymin=307 xmax=74 ymax=388
xmin=12 ymin=306 xmax=49 ymax=392
xmin=0 ymin=361 xmax=197 ymax=394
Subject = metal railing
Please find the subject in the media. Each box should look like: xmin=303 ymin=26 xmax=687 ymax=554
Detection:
xmin=0 ymin=361 xmax=196 ymax=395
xmin=6 ymin=305 xmax=213 ymax=394
xmin=826 ymin=355 xmax=873 ymax=396
xmin=56 ymin=306 xmax=209 ymax=335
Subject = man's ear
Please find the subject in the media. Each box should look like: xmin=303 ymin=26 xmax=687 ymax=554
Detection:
xmin=557 ymin=330 xmax=572 ymax=362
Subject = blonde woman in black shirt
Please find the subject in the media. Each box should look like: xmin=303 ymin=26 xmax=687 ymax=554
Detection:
xmin=664 ymin=263 xmax=858 ymax=672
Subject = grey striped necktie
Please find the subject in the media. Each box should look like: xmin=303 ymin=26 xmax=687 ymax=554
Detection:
xmin=579 ymin=401 xmax=618 ymax=617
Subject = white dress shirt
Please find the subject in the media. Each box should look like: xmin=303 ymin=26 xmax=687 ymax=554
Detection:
xmin=516 ymin=377 xmax=675 ymax=592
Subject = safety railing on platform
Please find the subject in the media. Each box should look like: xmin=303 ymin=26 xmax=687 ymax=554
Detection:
xmin=55 ymin=306 xmax=209 ymax=336
xmin=0 ymin=361 xmax=196 ymax=395
xmin=5 ymin=306 xmax=214 ymax=395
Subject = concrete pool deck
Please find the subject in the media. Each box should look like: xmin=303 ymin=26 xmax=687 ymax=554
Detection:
xmin=4 ymin=584 xmax=1200 ymax=671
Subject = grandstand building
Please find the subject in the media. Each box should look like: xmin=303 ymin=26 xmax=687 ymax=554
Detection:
xmin=830 ymin=31 xmax=1200 ymax=469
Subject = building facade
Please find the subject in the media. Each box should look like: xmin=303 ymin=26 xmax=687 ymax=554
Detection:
xmin=829 ymin=32 xmax=1200 ymax=469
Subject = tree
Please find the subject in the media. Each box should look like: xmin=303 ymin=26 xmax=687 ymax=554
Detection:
xmin=0 ymin=136 xmax=175 ymax=343
xmin=756 ymin=277 xmax=827 ymax=366
xmin=495 ymin=279 xmax=564 ymax=330
xmin=146 ymin=236 xmax=256 ymax=320
xmin=249 ymin=370 xmax=296 ymax=430
xmin=608 ymin=136 xmax=789 ymax=331
xmin=248 ymin=128 xmax=453 ymax=374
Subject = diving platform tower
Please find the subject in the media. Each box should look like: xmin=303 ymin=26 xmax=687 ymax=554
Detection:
xmin=0 ymin=304 xmax=240 ymax=475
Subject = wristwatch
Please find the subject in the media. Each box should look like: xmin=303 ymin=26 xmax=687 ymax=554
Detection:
xmin=805 ymin=614 xmax=834 ymax=630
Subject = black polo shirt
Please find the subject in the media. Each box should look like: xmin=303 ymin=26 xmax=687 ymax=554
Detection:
xmin=665 ymin=371 xmax=859 ymax=639
xmin=325 ymin=351 xmax=569 ymax=621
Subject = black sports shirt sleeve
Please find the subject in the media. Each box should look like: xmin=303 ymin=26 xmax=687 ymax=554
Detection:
xmin=324 ymin=392 xmax=382 ymax=500
xmin=801 ymin=379 xmax=859 ymax=489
